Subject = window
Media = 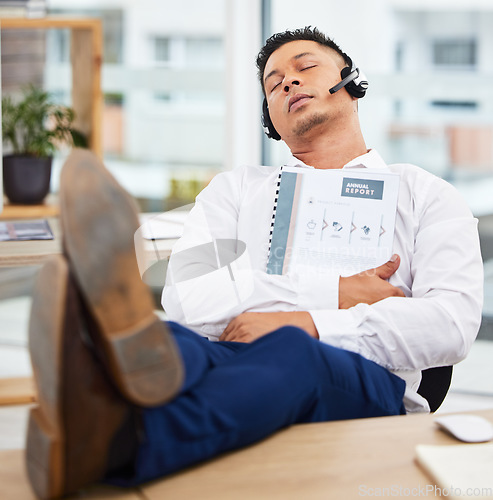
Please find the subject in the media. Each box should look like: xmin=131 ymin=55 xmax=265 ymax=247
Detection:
xmin=431 ymin=101 xmax=477 ymax=110
xmin=185 ymin=38 xmax=223 ymax=68
xmin=153 ymin=36 xmax=223 ymax=68
xmin=154 ymin=37 xmax=171 ymax=64
xmin=432 ymin=39 xmax=477 ymax=69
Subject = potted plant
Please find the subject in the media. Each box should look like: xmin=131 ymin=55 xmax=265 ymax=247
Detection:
xmin=2 ymin=85 xmax=87 ymax=204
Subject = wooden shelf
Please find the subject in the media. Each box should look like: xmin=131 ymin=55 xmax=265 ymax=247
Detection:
xmin=0 ymin=196 xmax=59 ymax=220
xmin=0 ymin=217 xmax=61 ymax=268
xmin=0 ymin=377 xmax=35 ymax=406
xmin=0 ymin=203 xmax=58 ymax=220
xmin=0 ymin=16 xmax=103 ymax=157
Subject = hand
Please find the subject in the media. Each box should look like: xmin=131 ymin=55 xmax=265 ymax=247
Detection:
xmin=220 ymin=311 xmax=318 ymax=343
xmin=338 ymin=254 xmax=405 ymax=309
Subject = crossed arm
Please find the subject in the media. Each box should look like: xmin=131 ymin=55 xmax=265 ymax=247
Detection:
xmin=220 ymin=255 xmax=405 ymax=342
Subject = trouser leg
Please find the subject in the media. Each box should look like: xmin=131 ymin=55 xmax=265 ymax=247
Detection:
xmin=116 ymin=325 xmax=405 ymax=485
xmin=165 ymin=321 xmax=248 ymax=393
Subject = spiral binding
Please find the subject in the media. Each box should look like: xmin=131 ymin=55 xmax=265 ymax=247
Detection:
xmin=266 ymin=165 xmax=284 ymax=265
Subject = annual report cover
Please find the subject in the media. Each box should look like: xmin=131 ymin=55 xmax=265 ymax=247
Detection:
xmin=267 ymin=167 xmax=400 ymax=276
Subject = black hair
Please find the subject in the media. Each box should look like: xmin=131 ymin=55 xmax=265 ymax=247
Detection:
xmin=256 ymin=26 xmax=350 ymax=95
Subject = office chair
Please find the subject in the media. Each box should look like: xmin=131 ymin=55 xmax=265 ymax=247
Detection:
xmin=417 ymin=366 xmax=453 ymax=413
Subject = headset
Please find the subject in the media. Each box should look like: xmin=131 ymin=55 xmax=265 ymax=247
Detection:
xmin=261 ymin=55 xmax=369 ymax=141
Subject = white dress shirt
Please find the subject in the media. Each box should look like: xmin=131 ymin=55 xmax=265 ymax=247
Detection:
xmin=162 ymin=150 xmax=483 ymax=412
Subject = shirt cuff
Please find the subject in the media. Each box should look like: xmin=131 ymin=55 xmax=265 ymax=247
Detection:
xmin=308 ymin=308 xmax=360 ymax=345
xmin=295 ymin=270 xmax=339 ymax=310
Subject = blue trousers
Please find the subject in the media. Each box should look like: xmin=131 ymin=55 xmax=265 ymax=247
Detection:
xmin=120 ymin=322 xmax=406 ymax=485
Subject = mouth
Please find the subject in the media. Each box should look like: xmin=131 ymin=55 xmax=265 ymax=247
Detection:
xmin=288 ymin=93 xmax=312 ymax=112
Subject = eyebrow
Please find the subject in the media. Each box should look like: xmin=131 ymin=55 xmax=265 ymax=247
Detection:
xmin=263 ymin=52 xmax=316 ymax=85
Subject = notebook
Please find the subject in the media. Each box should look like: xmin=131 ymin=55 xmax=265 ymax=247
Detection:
xmin=416 ymin=443 xmax=493 ymax=499
xmin=0 ymin=219 xmax=53 ymax=241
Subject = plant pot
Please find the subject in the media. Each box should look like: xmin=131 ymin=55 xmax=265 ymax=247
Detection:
xmin=2 ymin=154 xmax=52 ymax=205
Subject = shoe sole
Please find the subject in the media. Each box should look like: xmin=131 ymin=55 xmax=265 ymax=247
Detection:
xmin=59 ymin=149 xmax=183 ymax=406
xmin=26 ymin=256 xmax=68 ymax=499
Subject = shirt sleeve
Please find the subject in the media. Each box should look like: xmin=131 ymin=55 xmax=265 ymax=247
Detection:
xmin=311 ymin=177 xmax=484 ymax=371
xmin=162 ymin=168 xmax=339 ymax=339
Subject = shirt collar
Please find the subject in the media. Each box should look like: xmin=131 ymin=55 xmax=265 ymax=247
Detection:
xmin=284 ymin=149 xmax=388 ymax=171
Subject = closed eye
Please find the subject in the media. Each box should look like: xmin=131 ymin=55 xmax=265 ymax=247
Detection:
xmin=269 ymin=65 xmax=316 ymax=93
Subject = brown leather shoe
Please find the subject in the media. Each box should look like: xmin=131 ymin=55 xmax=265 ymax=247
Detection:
xmin=59 ymin=149 xmax=183 ymax=406
xmin=26 ymin=255 xmax=138 ymax=499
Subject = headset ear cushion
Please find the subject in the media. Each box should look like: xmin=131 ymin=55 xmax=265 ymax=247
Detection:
xmin=340 ymin=66 xmax=352 ymax=81
xmin=340 ymin=66 xmax=366 ymax=99
xmin=262 ymin=98 xmax=281 ymax=141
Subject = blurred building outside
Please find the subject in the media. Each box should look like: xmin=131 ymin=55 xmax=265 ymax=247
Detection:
xmin=2 ymin=0 xmax=492 ymax=209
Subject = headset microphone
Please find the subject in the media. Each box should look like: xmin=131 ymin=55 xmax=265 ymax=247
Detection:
xmin=329 ymin=56 xmax=368 ymax=98
xmin=329 ymin=68 xmax=359 ymax=94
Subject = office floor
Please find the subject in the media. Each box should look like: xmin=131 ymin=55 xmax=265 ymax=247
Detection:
xmin=1 ymin=295 xmax=493 ymax=452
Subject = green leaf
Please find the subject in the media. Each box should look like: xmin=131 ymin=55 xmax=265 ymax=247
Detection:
xmin=1 ymin=84 xmax=80 ymax=157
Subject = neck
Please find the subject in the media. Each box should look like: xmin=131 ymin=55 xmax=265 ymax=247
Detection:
xmin=288 ymin=115 xmax=367 ymax=170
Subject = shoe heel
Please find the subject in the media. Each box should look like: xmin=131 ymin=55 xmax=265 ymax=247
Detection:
xmin=25 ymin=408 xmax=63 ymax=500
xmin=109 ymin=317 xmax=184 ymax=407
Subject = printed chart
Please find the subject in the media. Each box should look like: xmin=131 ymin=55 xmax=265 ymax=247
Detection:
xmin=267 ymin=167 xmax=400 ymax=276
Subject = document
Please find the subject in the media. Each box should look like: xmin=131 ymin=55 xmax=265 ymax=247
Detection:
xmin=0 ymin=219 xmax=53 ymax=241
xmin=267 ymin=167 xmax=400 ymax=276
xmin=139 ymin=210 xmax=188 ymax=240
xmin=416 ymin=443 xmax=493 ymax=498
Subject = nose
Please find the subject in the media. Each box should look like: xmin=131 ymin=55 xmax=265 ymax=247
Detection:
xmin=283 ymin=78 xmax=301 ymax=93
